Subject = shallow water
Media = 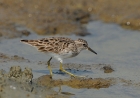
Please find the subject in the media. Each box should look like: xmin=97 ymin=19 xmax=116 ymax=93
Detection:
xmin=0 ymin=21 xmax=140 ymax=98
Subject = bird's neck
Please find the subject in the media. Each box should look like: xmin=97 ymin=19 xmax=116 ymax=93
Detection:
xmin=74 ymin=41 xmax=83 ymax=53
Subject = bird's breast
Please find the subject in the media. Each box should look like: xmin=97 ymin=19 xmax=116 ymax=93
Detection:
xmin=59 ymin=50 xmax=79 ymax=59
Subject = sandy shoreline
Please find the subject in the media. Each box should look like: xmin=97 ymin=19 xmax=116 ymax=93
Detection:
xmin=0 ymin=52 xmax=140 ymax=98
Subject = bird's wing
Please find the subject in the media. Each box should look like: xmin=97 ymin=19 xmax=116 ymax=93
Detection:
xmin=21 ymin=37 xmax=77 ymax=53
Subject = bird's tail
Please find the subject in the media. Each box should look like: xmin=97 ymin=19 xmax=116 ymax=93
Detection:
xmin=20 ymin=40 xmax=29 ymax=43
xmin=20 ymin=39 xmax=39 ymax=46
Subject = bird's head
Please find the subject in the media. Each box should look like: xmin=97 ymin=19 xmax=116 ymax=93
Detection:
xmin=74 ymin=38 xmax=97 ymax=55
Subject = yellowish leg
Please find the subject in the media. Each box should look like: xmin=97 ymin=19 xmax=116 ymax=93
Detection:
xmin=58 ymin=86 xmax=61 ymax=93
xmin=47 ymin=57 xmax=53 ymax=76
xmin=59 ymin=62 xmax=76 ymax=77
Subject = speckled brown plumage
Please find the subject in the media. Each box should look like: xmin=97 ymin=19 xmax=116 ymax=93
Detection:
xmin=21 ymin=37 xmax=78 ymax=54
xmin=21 ymin=37 xmax=97 ymax=62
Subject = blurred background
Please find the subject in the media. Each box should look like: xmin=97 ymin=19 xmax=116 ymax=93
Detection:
xmin=0 ymin=0 xmax=140 ymax=39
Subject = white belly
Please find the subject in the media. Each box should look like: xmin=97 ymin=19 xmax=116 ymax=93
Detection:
xmin=50 ymin=51 xmax=79 ymax=63
xmin=60 ymin=50 xmax=79 ymax=58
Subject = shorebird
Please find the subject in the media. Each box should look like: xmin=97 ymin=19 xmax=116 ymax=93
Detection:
xmin=21 ymin=37 xmax=97 ymax=77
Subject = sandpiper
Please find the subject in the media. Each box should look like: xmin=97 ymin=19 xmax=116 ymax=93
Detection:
xmin=21 ymin=37 xmax=97 ymax=77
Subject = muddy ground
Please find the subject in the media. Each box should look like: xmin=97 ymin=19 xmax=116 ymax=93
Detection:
xmin=0 ymin=53 xmax=140 ymax=98
xmin=0 ymin=0 xmax=140 ymax=39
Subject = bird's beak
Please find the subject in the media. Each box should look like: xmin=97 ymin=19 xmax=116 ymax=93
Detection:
xmin=88 ymin=47 xmax=97 ymax=55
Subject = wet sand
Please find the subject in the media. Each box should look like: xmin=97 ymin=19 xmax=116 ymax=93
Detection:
xmin=0 ymin=53 xmax=140 ymax=98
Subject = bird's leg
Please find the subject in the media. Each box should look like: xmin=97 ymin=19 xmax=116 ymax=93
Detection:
xmin=58 ymin=85 xmax=61 ymax=93
xmin=59 ymin=62 xmax=76 ymax=77
xmin=47 ymin=57 xmax=53 ymax=76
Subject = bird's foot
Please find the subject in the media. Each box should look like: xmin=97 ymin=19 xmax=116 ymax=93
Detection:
xmin=70 ymin=74 xmax=86 ymax=79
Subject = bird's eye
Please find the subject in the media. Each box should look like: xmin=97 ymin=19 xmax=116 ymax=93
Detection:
xmin=83 ymin=44 xmax=86 ymax=47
